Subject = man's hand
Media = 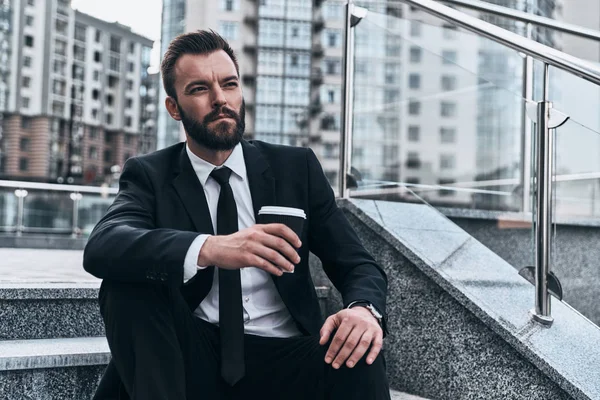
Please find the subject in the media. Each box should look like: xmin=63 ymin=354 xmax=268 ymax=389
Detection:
xmin=319 ymin=307 xmax=383 ymax=369
xmin=197 ymin=224 xmax=301 ymax=276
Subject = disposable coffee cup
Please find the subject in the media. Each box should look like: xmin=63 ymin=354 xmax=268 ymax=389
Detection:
xmin=257 ymin=206 xmax=306 ymax=273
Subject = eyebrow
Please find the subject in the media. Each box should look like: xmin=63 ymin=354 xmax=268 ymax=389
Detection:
xmin=184 ymin=75 xmax=239 ymax=92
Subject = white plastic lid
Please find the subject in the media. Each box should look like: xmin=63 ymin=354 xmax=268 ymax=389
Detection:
xmin=258 ymin=206 xmax=306 ymax=219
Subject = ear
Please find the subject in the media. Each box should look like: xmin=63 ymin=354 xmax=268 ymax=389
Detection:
xmin=165 ymin=97 xmax=181 ymax=121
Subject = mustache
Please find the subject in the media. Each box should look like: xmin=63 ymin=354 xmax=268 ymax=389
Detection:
xmin=203 ymin=106 xmax=239 ymax=124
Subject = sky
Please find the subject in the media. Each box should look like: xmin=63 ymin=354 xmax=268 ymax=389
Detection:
xmin=71 ymin=0 xmax=163 ymax=71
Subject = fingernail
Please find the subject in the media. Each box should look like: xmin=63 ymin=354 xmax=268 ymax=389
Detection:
xmin=333 ymin=363 xmax=340 ymax=369
xmin=325 ymin=357 xmax=332 ymax=363
xmin=367 ymin=358 xmax=373 ymax=364
xmin=347 ymin=361 xmax=354 ymax=368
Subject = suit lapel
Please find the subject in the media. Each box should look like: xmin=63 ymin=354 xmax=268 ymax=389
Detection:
xmin=172 ymin=146 xmax=214 ymax=235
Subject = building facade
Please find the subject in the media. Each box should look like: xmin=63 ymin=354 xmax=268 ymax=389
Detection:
xmin=0 ymin=0 xmax=155 ymax=184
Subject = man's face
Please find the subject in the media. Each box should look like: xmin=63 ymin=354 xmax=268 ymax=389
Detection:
xmin=168 ymin=50 xmax=245 ymax=151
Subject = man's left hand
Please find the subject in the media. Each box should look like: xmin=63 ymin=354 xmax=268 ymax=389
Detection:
xmin=319 ymin=307 xmax=383 ymax=369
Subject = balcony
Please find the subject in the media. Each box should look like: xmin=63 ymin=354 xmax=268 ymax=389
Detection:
xmin=243 ymin=15 xmax=258 ymax=27
xmin=313 ymin=16 xmax=325 ymax=33
xmin=310 ymin=67 xmax=323 ymax=86
xmin=312 ymin=43 xmax=324 ymax=58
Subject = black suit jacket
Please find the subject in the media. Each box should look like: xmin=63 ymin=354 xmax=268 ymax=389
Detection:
xmin=84 ymin=139 xmax=388 ymax=336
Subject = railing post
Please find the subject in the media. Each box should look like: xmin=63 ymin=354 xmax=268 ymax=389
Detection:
xmin=339 ymin=1 xmax=357 ymax=199
xmin=70 ymin=192 xmax=82 ymax=238
xmin=14 ymin=189 xmax=27 ymax=237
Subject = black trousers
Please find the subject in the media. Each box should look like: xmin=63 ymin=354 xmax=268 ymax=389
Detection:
xmin=94 ymin=280 xmax=391 ymax=400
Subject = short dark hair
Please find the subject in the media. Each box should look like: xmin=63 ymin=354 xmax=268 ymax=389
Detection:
xmin=160 ymin=30 xmax=240 ymax=100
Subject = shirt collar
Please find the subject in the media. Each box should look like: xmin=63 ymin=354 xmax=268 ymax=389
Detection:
xmin=185 ymin=142 xmax=246 ymax=187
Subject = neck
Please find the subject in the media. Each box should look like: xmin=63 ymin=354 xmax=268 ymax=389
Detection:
xmin=186 ymin=137 xmax=235 ymax=166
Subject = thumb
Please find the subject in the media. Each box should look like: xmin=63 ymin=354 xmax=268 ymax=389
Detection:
xmin=319 ymin=315 xmax=337 ymax=345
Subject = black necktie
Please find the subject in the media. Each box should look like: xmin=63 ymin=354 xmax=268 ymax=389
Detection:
xmin=210 ymin=167 xmax=245 ymax=386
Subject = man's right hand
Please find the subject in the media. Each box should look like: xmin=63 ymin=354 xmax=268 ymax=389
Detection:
xmin=197 ymin=224 xmax=301 ymax=276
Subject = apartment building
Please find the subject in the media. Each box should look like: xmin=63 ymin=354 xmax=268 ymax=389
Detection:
xmin=0 ymin=0 xmax=155 ymax=184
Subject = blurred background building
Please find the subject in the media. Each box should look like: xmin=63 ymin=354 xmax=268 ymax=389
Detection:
xmin=0 ymin=0 xmax=156 ymax=185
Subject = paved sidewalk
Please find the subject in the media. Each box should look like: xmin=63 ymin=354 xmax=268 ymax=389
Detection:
xmin=0 ymin=248 xmax=96 ymax=283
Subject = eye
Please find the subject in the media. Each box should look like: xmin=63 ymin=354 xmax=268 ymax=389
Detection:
xmin=189 ymin=87 xmax=206 ymax=94
xmin=225 ymin=82 xmax=238 ymax=88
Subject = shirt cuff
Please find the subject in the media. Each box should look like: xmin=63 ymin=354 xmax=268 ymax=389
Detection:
xmin=183 ymin=234 xmax=211 ymax=283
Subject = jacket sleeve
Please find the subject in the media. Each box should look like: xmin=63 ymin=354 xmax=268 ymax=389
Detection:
xmin=305 ymin=148 xmax=389 ymax=334
xmin=83 ymin=157 xmax=199 ymax=286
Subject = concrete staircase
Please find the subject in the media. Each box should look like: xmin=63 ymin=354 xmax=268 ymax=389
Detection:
xmin=0 ymin=282 xmax=422 ymax=399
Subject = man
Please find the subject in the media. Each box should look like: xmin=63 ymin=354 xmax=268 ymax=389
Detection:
xmin=84 ymin=30 xmax=390 ymax=400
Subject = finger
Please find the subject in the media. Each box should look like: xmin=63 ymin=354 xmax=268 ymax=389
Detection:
xmin=261 ymin=223 xmax=302 ymax=248
xmin=259 ymin=232 xmax=301 ymax=267
xmin=324 ymin=318 xmax=353 ymax=366
xmin=319 ymin=316 xmax=337 ymax=345
xmin=248 ymin=254 xmax=284 ymax=276
xmin=332 ymin=328 xmax=365 ymax=369
xmin=365 ymin=333 xmax=384 ymax=365
xmin=345 ymin=331 xmax=373 ymax=368
xmin=252 ymin=242 xmax=296 ymax=272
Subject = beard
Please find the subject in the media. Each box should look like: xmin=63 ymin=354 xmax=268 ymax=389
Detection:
xmin=178 ymin=100 xmax=246 ymax=151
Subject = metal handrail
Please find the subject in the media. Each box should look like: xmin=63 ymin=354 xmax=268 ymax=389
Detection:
xmin=0 ymin=180 xmax=118 ymax=195
xmin=400 ymin=0 xmax=600 ymax=86
xmin=440 ymin=0 xmax=600 ymax=42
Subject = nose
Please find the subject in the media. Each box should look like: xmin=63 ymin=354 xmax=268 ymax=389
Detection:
xmin=211 ymin=86 xmax=227 ymax=109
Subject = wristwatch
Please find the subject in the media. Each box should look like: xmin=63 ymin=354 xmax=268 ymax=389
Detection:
xmin=347 ymin=301 xmax=383 ymax=326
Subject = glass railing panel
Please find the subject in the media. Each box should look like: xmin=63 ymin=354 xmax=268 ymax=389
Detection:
xmin=22 ymin=190 xmax=74 ymax=234
xmin=0 ymin=188 xmax=18 ymax=232
xmin=349 ymin=7 xmax=535 ymax=273
xmin=552 ymin=117 xmax=600 ymax=326
xmin=78 ymin=193 xmax=115 ymax=237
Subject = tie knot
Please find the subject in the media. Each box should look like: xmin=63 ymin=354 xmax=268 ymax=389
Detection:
xmin=210 ymin=166 xmax=232 ymax=186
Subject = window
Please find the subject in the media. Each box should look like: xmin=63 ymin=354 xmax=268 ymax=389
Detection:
xmin=54 ymin=39 xmax=67 ymax=56
xmin=406 ymin=152 xmax=421 ymax=168
xmin=94 ymin=51 xmax=101 ymax=63
xmin=22 ymin=76 xmax=31 ymax=88
xmin=410 ymin=47 xmax=422 ymax=63
xmin=128 ymin=62 xmax=135 ymax=73
xmin=23 ymin=56 xmax=32 ymax=67
xmin=442 ymin=50 xmax=457 ymax=64
xmin=408 ymin=126 xmax=420 ymax=142
xmin=19 ymin=158 xmax=28 ymax=171
xmin=105 ymin=114 xmax=113 ymax=124
xmin=328 ymin=90 xmax=335 ymax=104
xmin=52 ymin=101 xmax=64 ymax=114
xmin=125 ymin=116 xmax=132 ymax=127
xmin=406 ymin=177 xmax=420 ymax=185
xmin=127 ymin=80 xmax=134 ymax=90
xmin=324 ymin=29 xmax=341 ymax=47
xmin=108 ymin=76 xmax=118 ymax=88
xmin=110 ymin=56 xmax=120 ymax=72
xmin=91 ymin=109 xmax=98 ymax=119
xmin=73 ymin=65 xmax=85 ymax=80
xmin=325 ymin=59 xmax=339 ymax=75
xmin=129 ymin=42 xmax=135 ymax=54
xmin=21 ymin=117 xmax=31 ymax=129
xmin=221 ymin=0 xmax=238 ymax=11
xmin=290 ymin=54 xmax=298 ymax=67
xmin=20 ymin=138 xmax=30 ymax=152
xmin=73 ymin=45 xmax=85 ymax=61
xmin=408 ymin=100 xmax=421 ymax=115
xmin=106 ymin=94 xmax=114 ymax=106
xmin=25 ymin=35 xmax=34 ymax=47
xmin=438 ymin=178 xmax=456 ymax=196
xmin=410 ymin=20 xmax=422 ymax=37
xmin=440 ymin=127 xmax=456 ymax=143
xmin=110 ymin=36 xmax=121 ymax=52
xmin=355 ymin=61 xmax=367 ymax=75
xmin=27 ymin=0 xmax=34 ymax=5
xmin=92 ymin=89 xmax=100 ymax=100
xmin=95 ymin=30 xmax=101 ymax=43
xmin=74 ymin=24 xmax=86 ymax=42
xmin=25 ymin=15 xmax=33 ymax=26
xmin=441 ymin=75 xmax=457 ymax=91
xmin=126 ymin=98 xmax=133 ymax=108
xmin=55 ymin=19 xmax=68 ymax=35
xmin=89 ymin=146 xmax=98 ymax=160
xmin=409 ymin=73 xmax=421 ymax=89
xmin=93 ymin=70 xmax=100 ymax=81
xmin=21 ymin=97 xmax=30 ymax=108
xmin=384 ymin=89 xmax=399 ymax=103
xmin=124 ymin=135 xmax=132 ymax=145
xmin=440 ymin=154 xmax=456 ymax=170
xmin=104 ymin=150 xmax=112 ymax=162
xmin=291 ymin=27 xmax=299 ymax=37
xmin=219 ymin=21 xmax=238 ymax=41
xmin=324 ymin=2 xmax=343 ymax=20
xmin=89 ymin=127 xmax=98 ymax=139
xmin=443 ymin=25 xmax=458 ymax=39
xmin=441 ymin=101 xmax=457 ymax=117
xmin=53 ymin=79 xmax=66 ymax=96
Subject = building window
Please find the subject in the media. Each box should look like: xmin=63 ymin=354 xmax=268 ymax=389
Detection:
xmin=441 ymin=75 xmax=457 ymax=91
xmin=438 ymin=178 xmax=456 ymax=196
xmin=53 ymin=79 xmax=66 ymax=96
xmin=440 ymin=154 xmax=456 ymax=170
xmin=95 ymin=29 xmax=101 ymax=42
xmin=23 ymin=56 xmax=32 ymax=67
xmin=442 ymin=50 xmax=457 ymax=64
xmin=440 ymin=127 xmax=456 ymax=143
xmin=291 ymin=26 xmax=299 ymax=37
xmin=384 ymin=89 xmax=399 ymax=103
xmin=108 ymin=76 xmax=118 ymax=88
xmin=127 ymin=80 xmax=134 ymax=90
xmin=408 ymin=126 xmax=420 ymax=142
xmin=409 ymin=73 xmax=421 ymax=89
xmin=129 ymin=42 xmax=135 ymax=54
xmin=94 ymin=51 xmax=101 ymax=63
xmin=55 ymin=19 xmax=68 ymax=35
xmin=406 ymin=177 xmax=420 ymax=185
xmin=328 ymin=32 xmax=338 ymax=47
xmin=407 ymin=152 xmax=421 ymax=168
xmin=408 ymin=100 xmax=421 ymax=115
xmin=19 ymin=158 xmax=28 ymax=171
xmin=74 ymin=23 xmax=86 ymax=42
xmin=91 ymin=109 xmax=98 ymax=119
xmin=25 ymin=35 xmax=34 ymax=47
xmin=441 ymin=101 xmax=457 ymax=117
xmin=89 ymin=127 xmax=98 ymax=139
xmin=124 ymin=135 xmax=132 ymax=145
xmin=328 ymin=90 xmax=335 ymax=104
xmin=128 ymin=62 xmax=135 ymax=73
xmin=21 ymin=117 xmax=31 ymax=129
xmin=21 ymin=97 xmax=30 ymax=108
xmin=221 ymin=0 xmax=238 ymax=11
xmin=110 ymin=36 xmax=121 ymax=52
xmin=290 ymin=54 xmax=299 ymax=67
xmin=219 ymin=21 xmax=238 ymax=41
xmin=103 ymin=150 xmax=112 ymax=162
xmin=92 ymin=89 xmax=99 ymax=100
xmin=89 ymin=146 xmax=98 ymax=160
xmin=20 ymin=138 xmax=30 ymax=152
xmin=325 ymin=59 xmax=339 ymax=75
xmin=410 ymin=47 xmax=422 ymax=63
xmin=27 ymin=0 xmax=34 ymax=5
xmin=126 ymin=98 xmax=133 ymax=108
xmin=22 ymin=76 xmax=31 ymax=88
xmin=73 ymin=65 xmax=85 ymax=81
xmin=106 ymin=94 xmax=114 ymax=106
xmin=443 ymin=25 xmax=458 ymax=39
xmin=410 ymin=20 xmax=422 ymax=37
xmin=74 ymin=45 xmax=85 ymax=61
xmin=93 ymin=70 xmax=100 ymax=81
xmin=109 ymin=56 xmax=120 ymax=72
xmin=52 ymin=101 xmax=64 ymax=114
xmin=105 ymin=114 xmax=113 ymax=124
xmin=25 ymin=15 xmax=34 ymax=26
xmin=125 ymin=116 xmax=132 ymax=127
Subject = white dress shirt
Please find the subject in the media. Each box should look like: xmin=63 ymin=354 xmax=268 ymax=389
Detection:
xmin=182 ymin=143 xmax=302 ymax=338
